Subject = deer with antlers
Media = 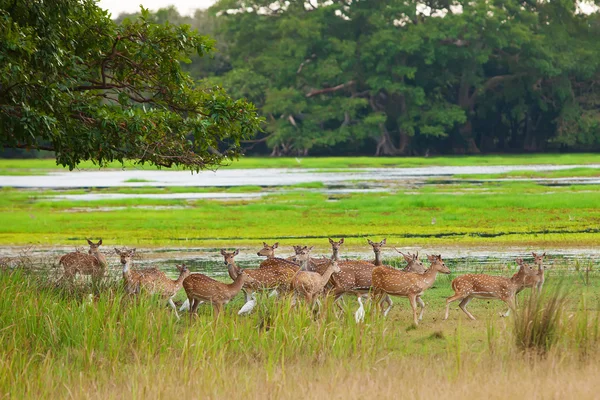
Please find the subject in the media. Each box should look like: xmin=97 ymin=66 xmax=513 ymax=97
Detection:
xmin=220 ymin=249 xmax=296 ymax=314
xmin=115 ymin=248 xmax=191 ymax=319
xmin=444 ymin=258 xmax=538 ymax=321
xmin=372 ymin=254 xmax=451 ymax=326
xmin=60 ymin=239 xmax=108 ymax=284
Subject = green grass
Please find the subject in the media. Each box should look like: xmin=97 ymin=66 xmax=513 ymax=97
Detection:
xmin=456 ymin=166 xmax=600 ymax=179
xmin=2 ymin=153 xmax=600 ymax=174
xmin=1 ymin=179 xmax=599 ymax=247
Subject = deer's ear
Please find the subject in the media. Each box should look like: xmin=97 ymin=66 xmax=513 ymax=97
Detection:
xmin=87 ymin=239 xmax=93 ymax=246
xmin=427 ymin=254 xmax=435 ymax=262
xmin=516 ymin=258 xmax=523 ymax=265
xmin=531 ymin=252 xmax=537 ymax=257
xmin=542 ymin=252 xmax=546 ymax=257
xmin=233 ymin=249 xmax=239 ymax=256
xmin=130 ymin=248 xmax=136 ymax=255
xmin=263 ymin=242 xmax=268 ymax=247
xmin=367 ymin=239 xmax=374 ymax=246
xmin=381 ymin=238 xmax=387 ymax=245
xmin=220 ymin=249 xmax=227 ymax=256
xmin=339 ymin=238 xmax=344 ymax=244
xmin=401 ymin=252 xmax=411 ymax=262
xmin=97 ymin=239 xmax=102 ymax=246
xmin=114 ymin=248 xmax=121 ymax=255
xmin=273 ymin=242 xmax=279 ymax=249
xmin=307 ymin=246 xmax=314 ymax=251
xmin=329 ymin=238 xmax=334 ymax=245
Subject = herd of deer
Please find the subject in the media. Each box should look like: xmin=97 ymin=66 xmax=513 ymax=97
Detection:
xmin=59 ymin=238 xmax=547 ymax=324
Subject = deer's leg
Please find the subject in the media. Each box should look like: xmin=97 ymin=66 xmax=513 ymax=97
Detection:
xmin=213 ymin=303 xmax=222 ymax=317
xmin=190 ymin=298 xmax=200 ymax=314
xmin=501 ymin=296 xmax=516 ymax=318
xmin=382 ymin=295 xmax=394 ymax=317
xmin=458 ymin=296 xmax=476 ymax=320
xmin=444 ymin=292 xmax=465 ymax=320
xmin=408 ymin=294 xmax=419 ymax=326
xmin=416 ymin=296 xmax=426 ymax=321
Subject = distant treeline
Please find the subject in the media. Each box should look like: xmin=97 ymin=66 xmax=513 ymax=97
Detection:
xmin=33 ymin=1 xmax=600 ymax=158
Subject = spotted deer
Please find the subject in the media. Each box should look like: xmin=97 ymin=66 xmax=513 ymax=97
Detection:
xmin=286 ymin=244 xmax=325 ymax=268
xmin=291 ymin=254 xmax=341 ymax=307
xmin=60 ymin=239 xmax=108 ymax=284
xmin=367 ymin=238 xmax=387 ymax=266
xmin=257 ymin=242 xmax=300 ymax=271
xmin=372 ymin=254 xmax=451 ymax=326
xmin=183 ymin=270 xmax=256 ymax=316
xmin=115 ymin=248 xmax=191 ymax=319
xmin=522 ymin=252 xmax=546 ymax=292
xmin=444 ymin=258 xmax=538 ymax=321
xmin=221 ymin=249 xmax=296 ymax=314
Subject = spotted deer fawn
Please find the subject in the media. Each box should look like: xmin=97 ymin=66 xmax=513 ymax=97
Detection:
xmin=115 ymin=248 xmax=191 ymax=318
xmin=183 ymin=269 xmax=256 ymax=316
xmin=221 ymin=249 xmax=296 ymax=314
xmin=372 ymin=254 xmax=451 ymax=325
xmin=60 ymin=239 xmax=108 ymax=284
xmin=444 ymin=258 xmax=538 ymax=321
xmin=256 ymin=242 xmax=300 ymax=271
xmin=291 ymin=247 xmax=341 ymax=307
xmin=521 ymin=252 xmax=546 ymax=292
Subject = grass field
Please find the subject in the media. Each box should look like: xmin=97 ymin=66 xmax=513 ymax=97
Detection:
xmin=1 ymin=156 xmax=600 ymax=398
xmin=0 ymin=267 xmax=599 ymax=399
xmin=0 ymin=179 xmax=599 ymax=247
xmin=1 ymin=153 xmax=600 ymax=175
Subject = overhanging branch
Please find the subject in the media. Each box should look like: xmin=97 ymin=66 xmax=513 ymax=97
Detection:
xmin=306 ymin=81 xmax=356 ymax=98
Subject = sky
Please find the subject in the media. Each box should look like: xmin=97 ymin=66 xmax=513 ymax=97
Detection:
xmin=98 ymin=0 xmax=599 ymax=18
xmin=97 ymin=0 xmax=217 ymax=17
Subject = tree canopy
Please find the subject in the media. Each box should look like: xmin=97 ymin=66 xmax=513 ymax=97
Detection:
xmin=0 ymin=0 xmax=262 ymax=170
xmin=207 ymin=0 xmax=600 ymax=155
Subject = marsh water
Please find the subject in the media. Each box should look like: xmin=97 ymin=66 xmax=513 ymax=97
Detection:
xmin=1 ymin=163 xmax=599 ymax=278
xmin=1 ymin=164 xmax=600 ymax=190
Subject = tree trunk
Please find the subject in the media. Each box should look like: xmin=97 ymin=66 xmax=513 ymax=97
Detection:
xmin=375 ymin=124 xmax=400 ymax=156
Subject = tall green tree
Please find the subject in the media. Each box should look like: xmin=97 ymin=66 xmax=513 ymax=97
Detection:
xmin=0 ymin=0 xmax=261 ymax=170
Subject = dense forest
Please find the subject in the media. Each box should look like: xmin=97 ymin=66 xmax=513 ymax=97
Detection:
xmin=113 ymin=1 xmax=600 ymax=156
xmin=3 ymin=1 xmax=600 ymax=159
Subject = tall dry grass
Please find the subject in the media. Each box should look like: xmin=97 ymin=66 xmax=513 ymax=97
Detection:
xmin=1 ymin=268 xmax=599 ymax=399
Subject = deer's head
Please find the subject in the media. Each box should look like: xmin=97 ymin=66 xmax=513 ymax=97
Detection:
xmin=426 ymin=254 xmax=450 ymax=274
xmin=221 ymin=249 xmax=239 ymax=266
xmin=397 ymin=250 xmax=425 ymax=273
xmin=292 ymin=245 xmax=313 ymax=264
xmin=328 ymin=238 xmax=344 ymax=250
xmin=367 ymin=238 xmax=386 ymax=255
xmin=531 ymin=252 xmax=546 ymax=267
xmin=87 ymin=239 xmax=103 ymax=255
xmin=114 ymin=247 xmax=135 ymax=265
xmin=176 ymin=264 xmax=191 ymax=279
xmin=257 ymin=242 xmax=278 ymax=258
